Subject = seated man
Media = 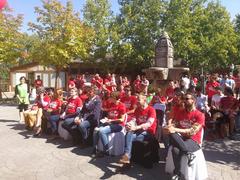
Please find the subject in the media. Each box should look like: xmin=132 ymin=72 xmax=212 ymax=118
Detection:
xmin=163 ymin=92 xmax=205 ymax=180
xmin=92 ymin=91 xmax=126 ymax=157
xmin=73 ymin=85 xmax=102 ymax=147
xmin=119 ymin=93 xmax=157 ymax=164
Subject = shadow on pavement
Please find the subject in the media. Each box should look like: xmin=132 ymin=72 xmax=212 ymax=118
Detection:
xmin=203 ymin=140 xmax=240 ymax=169
xmin=70 ymin=146 xmax=169 ymax=180
xmin=0 ymin=119 xmax=18 ymax=123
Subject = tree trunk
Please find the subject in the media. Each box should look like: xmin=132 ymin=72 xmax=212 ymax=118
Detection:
xmin=55 ymin=67 xmax=60 ymax=89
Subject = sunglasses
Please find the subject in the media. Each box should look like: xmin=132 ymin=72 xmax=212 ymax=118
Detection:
xmin=185 ymin=97 xmax=192 ymax=100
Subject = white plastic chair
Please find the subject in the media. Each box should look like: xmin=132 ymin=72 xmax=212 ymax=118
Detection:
xmin=97 ymin=127 xmax=126 ymax=156
xmin=58 ymin=120 xmax=72 ymax=140
xmin=165 ymin=130 xmax=208 ymax=180
xmin=97 ymin=114 xmax=127 ymax=156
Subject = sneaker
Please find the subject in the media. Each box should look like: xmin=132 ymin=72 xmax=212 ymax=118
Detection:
xmin=119 ymin=154 xmax=130 ymax=164
xmin=187 ymin=153 xmax=196 ymax=166
xmin=171 ymin=174 xmax=180 ymax=180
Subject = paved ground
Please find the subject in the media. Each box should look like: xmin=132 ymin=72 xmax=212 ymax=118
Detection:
xmin=0 ymin=105 xmax=239 ymax=180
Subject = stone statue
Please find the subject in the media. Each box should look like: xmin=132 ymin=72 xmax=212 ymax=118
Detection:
xmin=155 ymin=32 xmax=173 ymax=68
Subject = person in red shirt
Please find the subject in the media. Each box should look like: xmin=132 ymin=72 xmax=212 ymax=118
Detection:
xmin=47 ymin=89 xmax=63 ymax=135
xmin=219 ymin=87 xmax=238 ymax=138
xmin=206 ymin=74 xmax=220 ymax=104
xmin=34 ymin=75 xmax=43 ymax=89
xmin=165 ymin=80 xmax=175 ymax=104
xmin=120 ymin=86 xmax=137 ymax=121
xmin=68 ymin=77 xmax=76 ymax=90
xmin=91 ymin=74 xmax=103 ymax=91
xmin=133 ymin=75 xmax=141 ymax=94
xmin=61 ymin=88 xmax=83 ymax=137
xmin=103 ymin=73 xmax=114 ymax=93
xmin=163 ymin=92 xmax=205 ymax=180
xmin=92 ymin=91 xmax=126 ymax=157
xmin=78 ymin=88 xmax=88 ymax=104
xmin=75 ymin=74 xmax=86 ymax=90
xmin=33 ymin=87 xmax=51 ymax=136
xmin=119 ymin=94 xmax=157 ymax=164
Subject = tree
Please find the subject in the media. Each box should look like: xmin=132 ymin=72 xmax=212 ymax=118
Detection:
xmin=0 ymin=9 xmax=23 ymax=79
xmin=234 ymin=14 xmax=240 ymax=65
xmin=83 ymin=0 xmax=112 ymax=63
xmin=29 ymin=0 xmax=94 ymax=88
xmin=112 ymin=0 xmax=165 ymax=73
xmin=162 ymin=0 xmax=237 ymax=72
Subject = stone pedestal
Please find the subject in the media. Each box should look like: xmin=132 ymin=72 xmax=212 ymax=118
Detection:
xmin=143 ymin=32 xmax=189 ymax=89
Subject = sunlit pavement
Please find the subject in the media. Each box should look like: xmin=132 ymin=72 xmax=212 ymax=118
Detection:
xmin=0 ymin=105 xmax=239 ymax=180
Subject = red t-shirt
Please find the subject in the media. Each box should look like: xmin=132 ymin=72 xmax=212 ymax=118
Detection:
xmin=220 ymin=96 xmax=238 ymax=110
xmin=48 ymin=98 xmax=63 ymax=115
xmin=120 ymin=95 xmax=137 ymax=112
xmin=134 ymin=79 xmax=141 ymax=92
xmin=165 ymin=87 xmax=175 ymax=99
xmin=102 ymin=99 xmax=113 ymax=110
xmin=169 ymin=104 xmax=183 ymax=119
xmin=35 ymin=79 xmax=43 ymax=88
xmin=79 ymin=94 xmax=88 ymax=104
xmin=68 ymin=80 xmax=76 ymax=89
xmin=206 ymin=81 xmax=220 ymax=98
xmin=107 ymin=102 xmax=126 ymax=126
xmin=134 ymin=106 xmax=157 ymax=135
xmin=174 ymin=108 xmax=205 ymax=145
xmin=36 ymin=95 xmax=51 ymax=109
xmin=92 ymin=77 xmax=103 ymax=89
xmin=104 ymin=78 xmax=113 ymax=92
xmin=66 ymin=97 xmax=82 ymax=114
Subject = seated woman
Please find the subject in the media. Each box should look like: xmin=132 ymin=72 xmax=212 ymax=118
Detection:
xmin=92 ymin=91 xmax=126 ymax=157
xmin=61 ymin=87 xmax=83 ymax=139
xmin=45 ymin=89 xmax=63 ymax=136
xmin=24 ymin=87 xmax=51 ymax=136
xmin=70 ymin=85 xmax=102 ymax=147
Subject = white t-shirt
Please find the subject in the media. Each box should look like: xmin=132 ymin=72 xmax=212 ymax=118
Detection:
xmin=211 ymin=94 xmax=224 ymax=109
xmin=181 ymin=77 xmax=190 ymax=89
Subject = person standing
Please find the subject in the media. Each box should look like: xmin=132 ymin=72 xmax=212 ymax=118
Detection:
xmin=34 ymin=75 xmax=43 ymax=89
xmin=15 ymin=76 xmax=30 ymax=123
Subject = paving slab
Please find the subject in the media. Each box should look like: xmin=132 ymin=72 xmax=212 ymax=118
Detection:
xmin=0 ymin=105 xmax=239 ymax=180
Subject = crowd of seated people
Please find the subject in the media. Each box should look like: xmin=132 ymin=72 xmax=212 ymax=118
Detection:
xmin=16 ymin=71 xmax=240 ymax=180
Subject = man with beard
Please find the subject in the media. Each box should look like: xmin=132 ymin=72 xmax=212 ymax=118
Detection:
xmin=163 ymin=92 xmax=205 ymax=180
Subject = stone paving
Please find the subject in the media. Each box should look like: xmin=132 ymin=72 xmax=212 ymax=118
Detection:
xmin=0 ymin=105 xmax=239 ymax=180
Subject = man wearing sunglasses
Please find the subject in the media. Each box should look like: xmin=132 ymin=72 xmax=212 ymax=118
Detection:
xmin=163 ymin=92 xmax=205 ymax=180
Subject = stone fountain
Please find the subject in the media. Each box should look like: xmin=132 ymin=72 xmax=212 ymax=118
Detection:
xmin=143 ymin=32 xmax=189 ymax=88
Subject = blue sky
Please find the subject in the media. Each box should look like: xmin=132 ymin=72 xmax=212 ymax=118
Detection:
xmin=5 ymin=0 xmax=240 ymax=33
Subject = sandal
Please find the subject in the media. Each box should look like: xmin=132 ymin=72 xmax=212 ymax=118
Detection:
xmin=33 ymin=126 xmax=42 ymax=137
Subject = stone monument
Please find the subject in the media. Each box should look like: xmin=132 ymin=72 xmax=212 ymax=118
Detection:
xmin=143 ymin=32 xmax=189 ymax=88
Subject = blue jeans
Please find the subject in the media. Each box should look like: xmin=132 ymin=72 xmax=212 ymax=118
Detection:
xmin=78 ymin=120 xmax=91 ymax=140
xmin=62 ymin=117 xmax=76 ymax=132
xmin=49 ymin=114 xmax=60 ymax=132
xmin=93 ymin=124 xmax=123 ymax=152
xmin=125 ymin=131 xmax=150 ymax=158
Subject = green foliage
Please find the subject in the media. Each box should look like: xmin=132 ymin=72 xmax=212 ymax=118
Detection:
xmin=111 ymin=0 xmax=165 ymax=73
xmin=28 ymin=0 xmax=95 ymax=68
xmin=0 ymin=10 xmax=23 ymax=65
xmin=234 ymin=14 xmax=240 ymax=65
xmin=162 ymin=0 xmax=237 ymax=72
xmin=83 ymin=0 xmax=113 ymax=60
